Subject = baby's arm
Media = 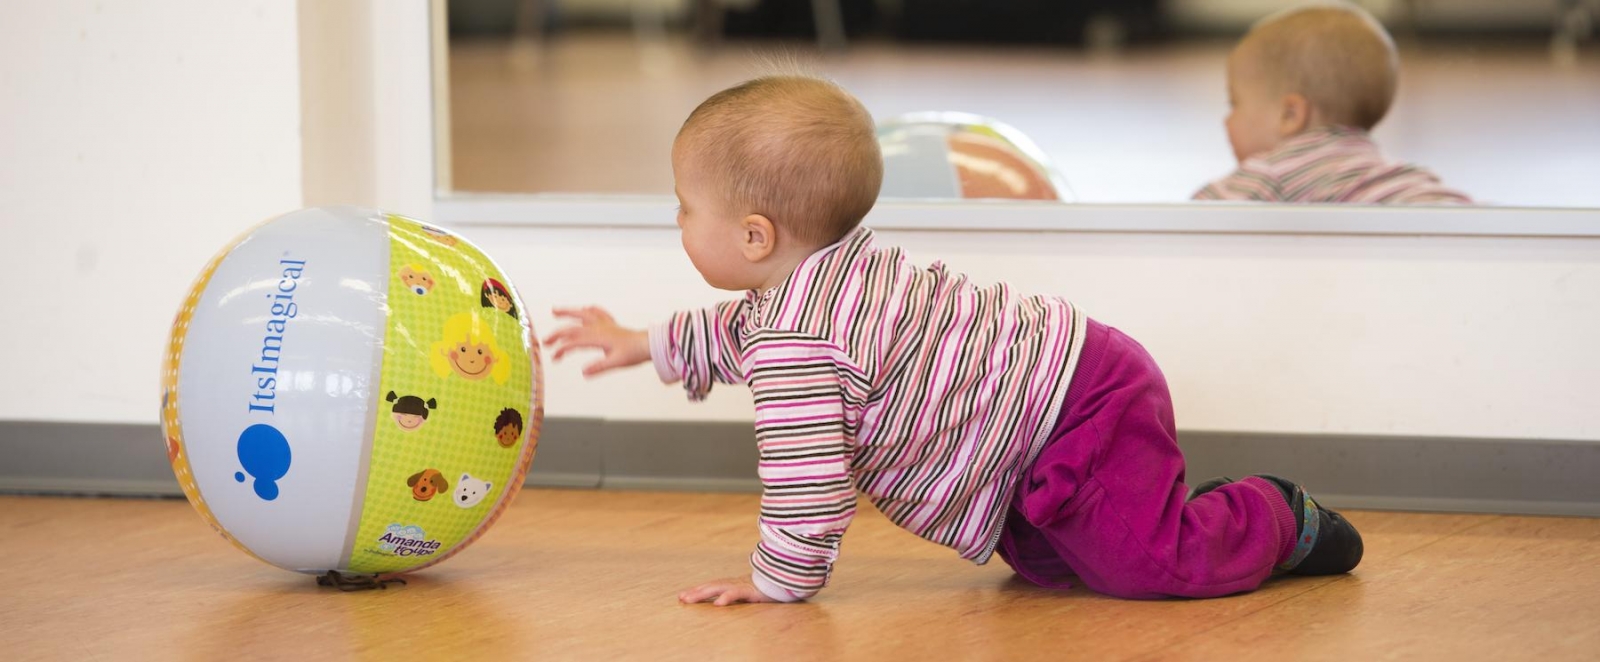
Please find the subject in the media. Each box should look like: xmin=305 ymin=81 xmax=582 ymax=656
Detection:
xmin=682 ymin=333 xmax=858 ymax=605
xmin=543 ymin=300 xmax=749 ymax=384
xmin=649 ymin=300 xmax=753 ymax=401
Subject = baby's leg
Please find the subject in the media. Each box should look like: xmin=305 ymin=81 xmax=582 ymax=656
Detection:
xmin=1006 ymin=323 xmax=1295 ymax=599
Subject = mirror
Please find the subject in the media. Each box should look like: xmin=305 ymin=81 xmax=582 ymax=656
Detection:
xmin=441 ymin=0 xmax=1600 ymax=208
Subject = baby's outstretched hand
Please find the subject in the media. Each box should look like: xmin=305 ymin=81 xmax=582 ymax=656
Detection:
xmin=543 ymin=307 xmax=651 ymax=377
xmin=678 ymin=576 xmax=778 ymax=607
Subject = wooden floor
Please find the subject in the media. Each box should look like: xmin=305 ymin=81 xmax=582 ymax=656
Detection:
xmin=448 ymin=32 xmax=1600 ymax=207
xmin=4 ymin=490 xmax=1599 ymax=660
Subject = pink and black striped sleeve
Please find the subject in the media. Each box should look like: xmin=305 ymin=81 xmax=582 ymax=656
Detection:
xmin=743 ymin=333 xmax=857 ymax=602
xmin=1192 ymin=165 xmax=1283 ymax=201
xmin=649 ymin=300 xmax=751 ymax=401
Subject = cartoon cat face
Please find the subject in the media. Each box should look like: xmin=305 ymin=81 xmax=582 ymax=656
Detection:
xmin=453 ymin=473 xmax=493 ymax=508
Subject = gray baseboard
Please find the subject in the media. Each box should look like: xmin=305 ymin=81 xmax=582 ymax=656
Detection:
xmin=1 ymin=419 xmax=1597 ymax=516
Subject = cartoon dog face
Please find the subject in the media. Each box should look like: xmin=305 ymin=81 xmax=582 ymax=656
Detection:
xmin=387 ymin=392 xmax=437 ymax=431
xmin=407 ymin=469 xmax=448 ymax=501
xmin=397 ymin=265 xmax=435 ymax=296
xmin=454 ymin=473 xmax=492 ymax=508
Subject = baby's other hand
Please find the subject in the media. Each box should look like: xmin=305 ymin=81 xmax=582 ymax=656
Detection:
xmin=678 ymin=576 xmax=778 ymax=607
xmin=542 ymin=306 xmax=650 ymax=377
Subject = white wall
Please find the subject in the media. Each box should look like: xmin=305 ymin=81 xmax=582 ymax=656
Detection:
xmin=0 ymin=1 xmax=304 ymax=424
xmin=0 ymin=0 xmax=432 ymax=426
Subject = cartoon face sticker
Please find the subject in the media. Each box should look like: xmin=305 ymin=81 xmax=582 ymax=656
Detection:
xmin=386 ymin=391 xmax=437 ymax=431
xmin=420 ymin=224 xmax=459 ymax=247
xmin=493 ymin=407 xmax=523 ymax=448
xmin=430 ymin=312 xmax=510 ymax=383
xmin=454 ymin=473 xmax=492 ymax=508
xmin=480 ymin=279 xmax=518 ymax=319
xmin=397 ymin=264 xmax=435 ymax=296
xmin=407 ymin=469 xmax=448 ymax=501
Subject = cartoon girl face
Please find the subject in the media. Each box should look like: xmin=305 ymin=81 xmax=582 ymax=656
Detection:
xmin=487 ymin=290 xmax=512 ymax=313
xmin=430 ymin=312 xmax=511 ymax=384
xmin=448 ymin=340 xmax=495 ymax=380
xmin=387 ymin=392 xmax=437 ymax=431
xmin=480 ymin=279 xmax=518 ymax=319
xmin=398 ymin=265 xmax=435 ymax=296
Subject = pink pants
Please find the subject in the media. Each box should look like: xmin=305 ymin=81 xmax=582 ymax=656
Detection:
xmin=996 ymin=319 xmax=1297 ymax=599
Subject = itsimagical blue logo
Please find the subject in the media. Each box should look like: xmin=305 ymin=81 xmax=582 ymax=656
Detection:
xmin=235 ymin=424 xmax=291 ymax=501
xmin=235 ymin=254 xmax=306 ymax=501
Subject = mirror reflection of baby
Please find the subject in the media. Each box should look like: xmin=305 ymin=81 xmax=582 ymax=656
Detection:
xmin=1194 ymin=4 xmax=1471 ymax=204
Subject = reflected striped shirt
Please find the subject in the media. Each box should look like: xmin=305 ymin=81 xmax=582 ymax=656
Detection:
xmin=1194 ymin=126 xmax=1472 ymax=204
xmin=649 ymin=227 xmax=1086 ymax=601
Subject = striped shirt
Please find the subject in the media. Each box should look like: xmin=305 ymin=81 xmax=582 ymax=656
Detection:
xmin=649 ymin=227 xmax=1087 ymax=601
xmin=1194 ymin=126 xmax=1472 ymax=204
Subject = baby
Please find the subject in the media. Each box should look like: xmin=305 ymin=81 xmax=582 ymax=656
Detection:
xmin=1194 ymin=4 xmax=1470 ymax=204
xmin=547 ymin=75 xmax=1363 ymax=605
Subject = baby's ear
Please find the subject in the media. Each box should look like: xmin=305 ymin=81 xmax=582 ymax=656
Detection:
xmin=740 ymin=214 xmax=778 ymax=262
xmin=1279 ymin=93 xmax=1313 ymax=136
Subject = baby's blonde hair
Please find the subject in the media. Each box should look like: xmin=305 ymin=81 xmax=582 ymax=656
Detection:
xmin=676 ymin=73 xmax=882 ymax=247
xmin=1236 ymin=3 xmax=1399 ymax=130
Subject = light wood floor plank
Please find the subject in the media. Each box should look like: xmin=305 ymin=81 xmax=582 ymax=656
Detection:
xmin=1134 ymin=513 xmax=1600 ymax=662
xmin=1 ymin=491 xmax=1592 ymax=661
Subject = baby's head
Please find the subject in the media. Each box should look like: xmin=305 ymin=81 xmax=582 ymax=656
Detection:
xmin=672 ymin=74 xmax=882 ymax=291
xmin=1224 ymin=3 xmax=1398 ymax=162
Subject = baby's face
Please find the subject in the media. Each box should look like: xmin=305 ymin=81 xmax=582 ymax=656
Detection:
xmin=1224 ymin=50 xmax=1286 ymax=163
xmin=671 ymin=143 xmax=762 ymax=291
